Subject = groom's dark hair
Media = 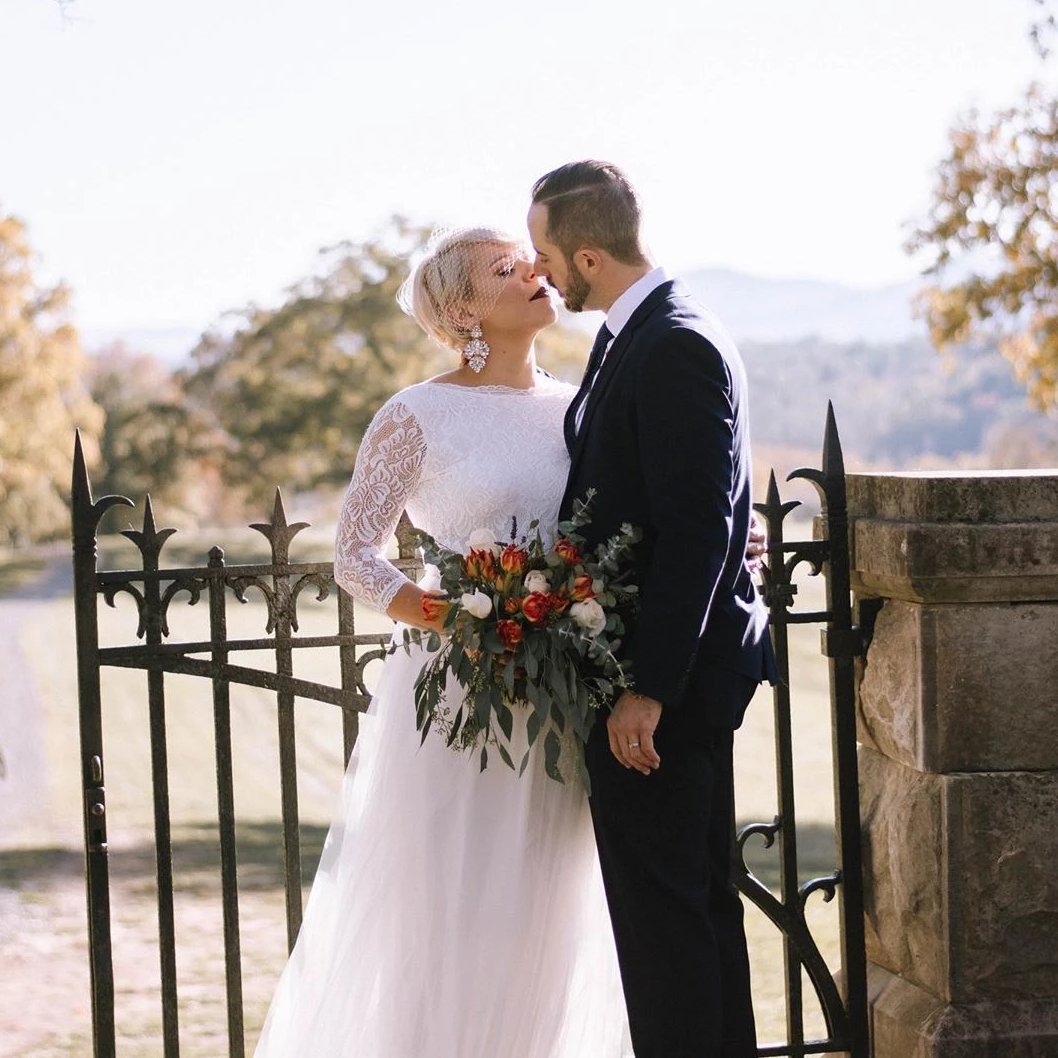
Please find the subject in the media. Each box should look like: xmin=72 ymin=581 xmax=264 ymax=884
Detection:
xmin=531 ymin=161 xmax=647 ymax=267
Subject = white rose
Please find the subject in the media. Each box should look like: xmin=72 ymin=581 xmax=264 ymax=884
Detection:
xmin=570 ymin=599 xmax=607 ymax=636
xmin=523 ymin=569 xmax=550 ymax=594
xmin=459 ymin=590 xmax=493 ymax=619
xmin=467 ymin=528 xmax=500 ymax=555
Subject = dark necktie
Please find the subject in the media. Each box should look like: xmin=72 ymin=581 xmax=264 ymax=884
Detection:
xmin=563 ymin=323 xmax=613 ymax=453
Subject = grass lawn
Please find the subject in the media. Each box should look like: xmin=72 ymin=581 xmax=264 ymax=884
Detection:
xmin=0 ymin=518 xmax=847 ymax=1056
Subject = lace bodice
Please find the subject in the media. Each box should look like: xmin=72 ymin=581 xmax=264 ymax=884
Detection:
xmin=334 ymin=375 xmax=576 ymax=612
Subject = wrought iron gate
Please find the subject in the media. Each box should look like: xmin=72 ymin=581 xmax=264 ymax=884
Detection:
xmin=71 ymin=405 xmax=869 ymax=1058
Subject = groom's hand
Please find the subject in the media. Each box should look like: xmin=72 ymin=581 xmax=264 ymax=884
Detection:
xmin=607 ymin=691 xmax=663 ymax=774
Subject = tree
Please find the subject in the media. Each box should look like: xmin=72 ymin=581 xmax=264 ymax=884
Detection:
xmin=182 ymin=218 xmax=449 ymax=504
xmin=88 ymin=344 xmax=217 ymax=521
xmin=0 ymin=212 xmax=103 ymax=545
xmin=909 ymin=5 xmax=1058 ymax=410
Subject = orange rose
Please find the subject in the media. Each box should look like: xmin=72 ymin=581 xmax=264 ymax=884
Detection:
xmin=464 ymin=548 xmax=497 ymax=582
xmin=504 ymin=597 xmax=521 ymax=615
xmin=499 ymin=544 xmax=529 ymax=575
xmin=554 ymin=539 xmax=582 ymax=565
xmin=521 ymin=592 xmax=551 ymax=625
xmin=570 ymin=573 xmax=595 ymax=601
xmin=420 ymin=593 xmax=450 ymax=625
xmin=497 ymin=619 xmax=523 ymax=650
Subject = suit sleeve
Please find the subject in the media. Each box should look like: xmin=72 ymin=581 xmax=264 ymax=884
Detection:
xmin=630 ymin=328 xmax=736 ymax=707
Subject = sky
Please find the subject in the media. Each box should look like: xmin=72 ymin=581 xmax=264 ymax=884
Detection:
xmin=2 ymin=0 xmax=1044 ymax=335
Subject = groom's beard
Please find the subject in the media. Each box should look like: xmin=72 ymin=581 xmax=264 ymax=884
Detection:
xmin=560 ymin=258 xmax=592 ymax=313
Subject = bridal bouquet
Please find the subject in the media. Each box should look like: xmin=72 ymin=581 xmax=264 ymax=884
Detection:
xmin=398 ymin=492 xmax=640 ymax=788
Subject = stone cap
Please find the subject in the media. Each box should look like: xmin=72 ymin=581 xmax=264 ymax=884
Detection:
xmin=847 ymin=471 xmax=1058 ymax=603
xmin=848 ymin=470 xmax=1058 ymax=524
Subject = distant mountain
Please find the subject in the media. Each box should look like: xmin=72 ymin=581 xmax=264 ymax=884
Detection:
xmin=80 ymin=269 xmax=932 ymax=365
xmin=682 ymin=269 xmax=925 ymax=345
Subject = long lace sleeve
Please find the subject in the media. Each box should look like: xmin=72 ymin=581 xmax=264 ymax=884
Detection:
xmin=334 ymin=399 xmax=426 ymax=613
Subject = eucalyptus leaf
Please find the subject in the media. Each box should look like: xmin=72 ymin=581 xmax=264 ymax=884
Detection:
xmin=498 ymin=704 xmax=514 ymax=742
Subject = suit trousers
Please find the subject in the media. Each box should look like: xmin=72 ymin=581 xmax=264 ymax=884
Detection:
xmin=586 ymin=704 xmax=757 ymax=1058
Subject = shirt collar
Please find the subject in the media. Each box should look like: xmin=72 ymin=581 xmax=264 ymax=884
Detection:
xmin=605 ymin=266 xmax=670 ymax=340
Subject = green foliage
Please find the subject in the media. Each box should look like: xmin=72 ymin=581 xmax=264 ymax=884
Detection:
xmin=910 ymin=8 xmax=1058 ymax=409
xmin=181 ymin=217 xmax=449 ymax=504
xmin=88 ymin=344 xmax=217 ymax=522
xmin=0 ymin=212 xmax=103 ymax=545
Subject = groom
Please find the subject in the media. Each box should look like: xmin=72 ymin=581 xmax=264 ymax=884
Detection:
xmin=528 ymin=161 xmax=777 ymax=1058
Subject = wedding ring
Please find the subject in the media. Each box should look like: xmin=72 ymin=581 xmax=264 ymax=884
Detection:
xmin=628 ymin=742 xmax=640 ymax=750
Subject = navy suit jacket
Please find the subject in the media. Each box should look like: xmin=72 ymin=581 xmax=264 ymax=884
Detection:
xmin=559 ymin=279 xmax=776 ymax=730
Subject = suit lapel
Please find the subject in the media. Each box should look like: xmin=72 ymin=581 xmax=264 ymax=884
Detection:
xmin=569 ymin=280 xmax=679 ymax=473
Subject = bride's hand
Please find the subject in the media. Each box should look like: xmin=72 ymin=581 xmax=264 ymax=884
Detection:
xmin=745 ymin=512 xmax=767 ymax=575
xmin=385 ymin=585 xmax=451 ymax=632
xmin=419 ymin=591 xmax=451 ymax=632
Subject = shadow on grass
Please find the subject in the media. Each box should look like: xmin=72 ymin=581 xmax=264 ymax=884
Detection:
xmin=3 ymin=819 xmax=841 ymax=897
xmin=0 ymin=820 xmax=331 ymax=895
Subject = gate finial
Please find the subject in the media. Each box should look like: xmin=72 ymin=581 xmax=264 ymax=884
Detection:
xmin=71 ymin=430 xmax=134 ymax=547
xmin=249 ymin=487 xmax=310 ymax=566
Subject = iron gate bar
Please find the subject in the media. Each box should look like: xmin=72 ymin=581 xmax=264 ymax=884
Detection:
xmin=97 ymin=654 xmax=385 ymax=708
xmin=122 ymin=497 xmax=182 ymax=1056
xmin=71 ymin=407 xmax=869 ymax=1058
xmin=71 ymin=432 xmax=127 ymax=1058
xmin=759 ymin=468 xmax=805 ymax=1049
xmin=731 ymin=401 xmax=869 ymax=1057
xmin=247 ymin=492 xmax=306 ymax=950
xmin=208 ymin=545 xmax=245 ymax=1054
xmin=98 ymin=634 xmax=387 ymax=655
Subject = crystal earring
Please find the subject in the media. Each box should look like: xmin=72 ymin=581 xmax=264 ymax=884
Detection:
xmin=463 ymin=324 xmax=490 ymax=374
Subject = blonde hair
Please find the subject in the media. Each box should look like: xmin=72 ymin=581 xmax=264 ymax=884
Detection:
xmin=398 ymin=226 xmax=520 ymax=350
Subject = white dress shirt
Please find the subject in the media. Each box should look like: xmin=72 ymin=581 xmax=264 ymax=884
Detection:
xmin=574 ymin=266 xmax=670 ymax=433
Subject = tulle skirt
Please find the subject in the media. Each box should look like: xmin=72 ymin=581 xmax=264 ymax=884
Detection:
xmin=253 ymin=632 xmax=631 ymax=1058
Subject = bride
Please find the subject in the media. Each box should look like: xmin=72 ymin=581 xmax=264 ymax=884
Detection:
xmin=253 ymin=227 xmax=633 ymax=1058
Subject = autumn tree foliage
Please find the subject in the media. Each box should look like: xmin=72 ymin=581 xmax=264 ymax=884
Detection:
xmin=0 ymin=212 xmax=103 ymax=544
xmin=909 ymin=4 xmax=1058 ymax=409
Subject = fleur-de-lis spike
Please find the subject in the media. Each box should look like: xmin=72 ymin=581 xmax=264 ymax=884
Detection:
xmin=121 ymin=493 xmax=177 ymax=569
xmin=249 ymin=487 xmax=310 ymax=565
xmin=755 ymin=468 xmax=800 ymax=527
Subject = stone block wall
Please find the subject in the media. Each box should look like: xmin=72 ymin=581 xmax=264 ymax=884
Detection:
xmin=847 ymin=471 xmax=1058 ymax=1057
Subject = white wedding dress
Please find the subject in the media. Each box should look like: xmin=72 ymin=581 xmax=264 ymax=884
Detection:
xmin=253 ymin=375 xmax=630 ymax=1058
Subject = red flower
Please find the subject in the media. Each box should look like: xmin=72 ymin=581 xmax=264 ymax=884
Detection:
xmin=420 ymin=594 xmax=450 ymax=625
xmin=521 ymin=592 xmax=551 ymax=625
xmin=548 ymin=591 xmax=570 ymax=614
xmin=554 ymin=539 xmax=582 ymax=565
xmin=570 ymin=573 xmax=595 ymax=601
xmin=499 ymin=544 xmax=529 ymax=575
xmin=497 ymin=619 xmax=523 ymax=650
xmin=504 ymin=597 xmax=521 ymax=615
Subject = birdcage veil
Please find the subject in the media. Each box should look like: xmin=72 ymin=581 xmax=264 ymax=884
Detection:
xmin=397 ymin=225 xmax=533 ymax=351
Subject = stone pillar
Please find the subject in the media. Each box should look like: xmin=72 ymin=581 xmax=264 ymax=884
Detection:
xmin=847 ymin=471 xmax=1058 ymax=1057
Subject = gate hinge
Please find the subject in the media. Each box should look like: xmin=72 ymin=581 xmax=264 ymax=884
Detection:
xmin=820 ymin=627 xmax=865 ymax=659
xmin=85 ymin=785 xmax=108 ymax=851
